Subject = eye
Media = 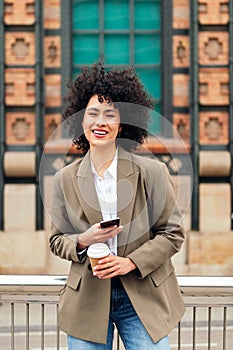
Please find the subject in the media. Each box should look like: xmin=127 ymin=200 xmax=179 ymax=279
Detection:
xmin=106 ymin=114 xmax=115 ymax=118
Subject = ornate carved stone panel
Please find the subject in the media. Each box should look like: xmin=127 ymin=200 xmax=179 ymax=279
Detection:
xmin=173 ymin=114 xmax=190 ymax=141
xmin=45 ymin=75 xmax=61 ymax=107
xmin=199 ymin=111 xmax=228 ymax=145
xmin=4 ymin=0 xmax=35 ymax=25
xmin=199 ymin=32 xmax=229 ymax=65
xmin=44 ymin=0 xmax=61 ymax=29
xmin=173 ymin=35 xmax=190 ymax=68
xmin=173 ymin=74 xmax=189 ymax=107
xmin=5 ymin=68 xmax=36 ymax=106
xmin=199 ymin=68 xmax=229 ymax=105
xmin=173 ymin=0 xmax=190 ymax=29
xmin=44 ymin=114 xmax=62 ymax=141
xmin=198 ymin=0 xmax=229 ymax=25
xmin=44 ymin=36 xmax=61 ymax=68
xmin=5 ymin=32 xmax=36 ymax=65
xmin=6 ymin=112 xmax=36 ymax=145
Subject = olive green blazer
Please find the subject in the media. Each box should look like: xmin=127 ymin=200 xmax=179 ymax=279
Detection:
xmin=50 ymin=146 xmax=185 ymax=344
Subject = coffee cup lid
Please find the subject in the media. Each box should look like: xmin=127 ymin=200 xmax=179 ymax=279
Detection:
xmin=87 ymin=243 xmax=110 ymax=258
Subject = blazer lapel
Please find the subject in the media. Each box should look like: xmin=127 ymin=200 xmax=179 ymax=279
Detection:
xmin=72 ymin=152 xmax=102 ymax=225
xmin=71 ymin=148 xmax=139 ymax=256
xmin=117 ymin=148 xmax=139 ymax=255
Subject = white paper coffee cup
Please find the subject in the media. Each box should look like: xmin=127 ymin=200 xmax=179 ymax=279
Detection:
xmin=87 ymin=243 xmax=110 ymax=270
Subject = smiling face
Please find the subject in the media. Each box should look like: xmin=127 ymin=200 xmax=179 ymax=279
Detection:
xmin=82 ymin=94 xmax=121 ymax=150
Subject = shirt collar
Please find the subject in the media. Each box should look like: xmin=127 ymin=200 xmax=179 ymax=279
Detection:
xmin=91 ymin=148 xmax=118 ymax=180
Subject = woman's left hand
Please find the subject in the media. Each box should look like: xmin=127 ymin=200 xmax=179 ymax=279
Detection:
xmin=93 ymin=256 xmax=136 ymax=279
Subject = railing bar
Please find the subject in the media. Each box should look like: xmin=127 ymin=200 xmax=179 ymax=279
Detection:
xmin=26 ymin=303 xmax=29 ymax=350
xmin=11 ymin=303 xmax=14 ymax=350
xmin=193 ymin=307 xmax=196 ymax=350
xmin=1 ymin=278 xmax=233 ymax=350
xmin=223 ymin=307 xmax=227 ymax=350
xmin=178 ymin=321 xmax=181 ymax=350
xmin=208 ymin=307 xmax=211 ymax=350
xmin=4 ymin=300 xmax=231 ymax=307
xmin=1 ymin=300 xmax=59 ymax=305
xmin=56 ymin=303 xmax=60 ymax=350
xmin=41 ymin=304 xmax=45 ymax=350
xmin=185 ymin=303 xmax=233 ymax=308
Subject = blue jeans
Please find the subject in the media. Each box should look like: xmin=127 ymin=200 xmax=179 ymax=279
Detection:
xmin=68 ymin=277 xmax=170 ymax=350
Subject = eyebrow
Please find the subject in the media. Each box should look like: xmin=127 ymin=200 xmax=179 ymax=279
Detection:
xmin=87 ymin=107 xmax=117 ymax=113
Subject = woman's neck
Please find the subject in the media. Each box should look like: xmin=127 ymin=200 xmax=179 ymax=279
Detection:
xmin=90 ymin=144 xmax=117 ymax=178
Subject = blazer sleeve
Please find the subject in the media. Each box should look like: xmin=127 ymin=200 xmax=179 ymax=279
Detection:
xmin=49 ymin=170 xmax=81 ymax=263
xmin=127 ymin=162 xmax=185 ymax=279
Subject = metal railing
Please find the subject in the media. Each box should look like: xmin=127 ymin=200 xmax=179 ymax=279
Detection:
xmin=0 ymin=275 xmax=233 ymax=350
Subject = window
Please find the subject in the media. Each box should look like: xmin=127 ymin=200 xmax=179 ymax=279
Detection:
xmin=72 ymin=0 xmax=162 ymax=133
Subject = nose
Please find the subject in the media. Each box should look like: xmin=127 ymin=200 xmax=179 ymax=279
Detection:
xmin=95 ymin=113 xmax=106 ymax=126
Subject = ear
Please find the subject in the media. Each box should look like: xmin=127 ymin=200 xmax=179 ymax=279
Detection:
xmin=117 ymin=126 xmax=122 ymax=138
xmin=81 ymin=116 xmax=85 ymax=130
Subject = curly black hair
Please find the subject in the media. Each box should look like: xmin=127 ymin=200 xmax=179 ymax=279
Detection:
xmin=63 ymin=61 xmax=154 ymax=153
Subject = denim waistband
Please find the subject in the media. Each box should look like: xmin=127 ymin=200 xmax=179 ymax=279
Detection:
xmin=111 ymin=276 xmax=123 ymax=290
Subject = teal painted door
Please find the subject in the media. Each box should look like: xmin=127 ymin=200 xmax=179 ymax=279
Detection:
xmin=72 ymin=0 xmax=161 ymax=133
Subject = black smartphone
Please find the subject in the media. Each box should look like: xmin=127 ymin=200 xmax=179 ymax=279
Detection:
xmin=100 ymin=217 xmax=120 ymax=229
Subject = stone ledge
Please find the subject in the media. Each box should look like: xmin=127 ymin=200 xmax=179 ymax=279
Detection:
xmin=188 ymin=230 xmax=233 ymax=265
xmin=0 ymin=231 xmax=47 ymax=274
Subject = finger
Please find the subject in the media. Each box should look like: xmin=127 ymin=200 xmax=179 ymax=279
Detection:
xmin=99 ymin=226 xmax=118 ymax=235
xmin=98 ymin=269 xmax=119 ymax=279
xmin=93 ymin=261 xmax=114 ymax=272
xmin=97 ymin=257 xmax=114 ymax=265
xmin=101 ymin=224 xmax=123 ymax=233
xmin=95 ymin=266 xmax=118 ymax=278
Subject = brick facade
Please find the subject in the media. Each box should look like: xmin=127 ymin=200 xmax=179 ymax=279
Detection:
xmin=1 ymin=0 xmax=232 ymax=275
xmin=4 ymin=0 xmax=36 ymax=25
xmin=198 ymin=0 xmax=229 ymax=25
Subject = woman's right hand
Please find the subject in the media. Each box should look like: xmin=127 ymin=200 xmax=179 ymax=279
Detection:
xmin=77 ymin=223 xmax=123 ymax=250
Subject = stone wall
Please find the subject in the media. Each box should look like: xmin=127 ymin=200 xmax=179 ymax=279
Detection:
xmin=0 ymin=0 xmax=232 ymax=275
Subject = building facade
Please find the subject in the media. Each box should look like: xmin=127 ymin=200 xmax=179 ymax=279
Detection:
xmin=0 ymin=0 xmax=232 ymax=275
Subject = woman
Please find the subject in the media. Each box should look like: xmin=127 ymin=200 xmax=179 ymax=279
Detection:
xmin=50 ymin=62 xmax=185 ymax=349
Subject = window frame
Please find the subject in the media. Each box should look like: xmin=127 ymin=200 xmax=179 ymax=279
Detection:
xmin=61 ymin=0 xmax=173 ymax=129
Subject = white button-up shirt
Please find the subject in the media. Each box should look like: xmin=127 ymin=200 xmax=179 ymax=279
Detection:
xmin=91 ymin=149 xmax=118 ymax=255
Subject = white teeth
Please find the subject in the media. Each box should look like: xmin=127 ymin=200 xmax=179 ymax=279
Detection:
xmin=93 ymin=130 xmax=107 ymax=135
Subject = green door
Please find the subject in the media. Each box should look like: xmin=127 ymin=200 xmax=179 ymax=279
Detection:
xmin=72 ymin=0 xmax=161 ymax=133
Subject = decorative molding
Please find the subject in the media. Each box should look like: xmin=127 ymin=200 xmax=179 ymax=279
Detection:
xmin=173 ymin=114 xmax=190 ymax=141
xmin=44 ymin=36 xmax=61 ymax=68
xmin=199 ymin=68 xmax=229 ymax=105
xmin=173 ymin=74 xmax=189 ymax=107
xmin=199 ymin=112 xmax=229 ymax=145
xmin=44 ymin=0 xmax=61 ymax=29
xmin=12 ymin=118 xmax=31 ymax=141
xmin=173 ymin=0 xmax=190 ymax=29
xmin=198 ymin=0 xmax=229 ymax=25
xmin=5 ymin=69 xmax=36 ymax=106
xmin=4 ymin=0 xmax=35 ymax=25
xmin=5 ymin=32 xmax=35 ymax=65
xmin=173 ymin=35 xmax=190 ymax=68
xmin=44 ymin=75 xmax=61 ymax=107
xmin=6 ymin=112 xmax=36 ymax=145
xmin=199 ymin=32 xmax=229 ymax=65
xmin=44 ymin=114 xmax=62 ymax=141
xmin=205 ymin=117 xmax=223 ymax=140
